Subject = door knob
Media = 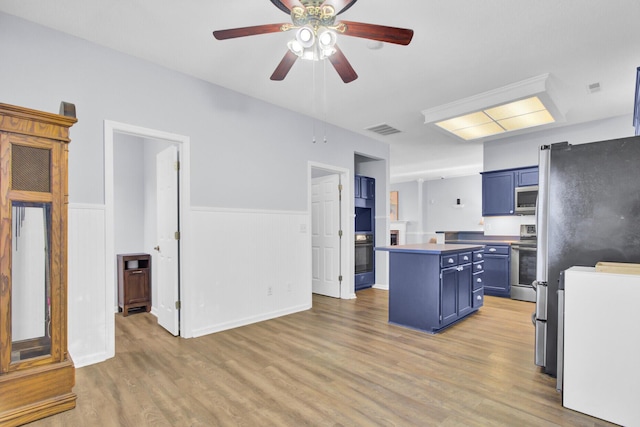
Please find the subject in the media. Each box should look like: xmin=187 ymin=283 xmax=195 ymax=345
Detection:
xmin=154 ymin=246 xmax=160 ymax=252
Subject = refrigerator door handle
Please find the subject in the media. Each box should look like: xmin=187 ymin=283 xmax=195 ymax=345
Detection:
xmin=535 ymin=281 xmax=548 ymax=320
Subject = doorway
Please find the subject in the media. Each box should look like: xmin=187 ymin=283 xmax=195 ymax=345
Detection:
xmin=309 ymin=162 xmax=353 ymax=299
xmin=104 ymin=121 xmax=191 ymax=355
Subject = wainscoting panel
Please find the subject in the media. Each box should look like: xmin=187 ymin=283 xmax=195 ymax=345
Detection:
xmin=68 ymin=204 xmax=108 ymax=367
xmin=188 ymin=208 xmax=311 ymax=338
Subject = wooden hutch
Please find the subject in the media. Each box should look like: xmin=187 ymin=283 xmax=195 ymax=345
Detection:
xmin=0 ymin=103 xmax=77 ymax=425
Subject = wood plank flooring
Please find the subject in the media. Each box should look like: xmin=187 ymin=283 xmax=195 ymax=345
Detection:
xmin=27 ymin=289 xmax=614 ymax=426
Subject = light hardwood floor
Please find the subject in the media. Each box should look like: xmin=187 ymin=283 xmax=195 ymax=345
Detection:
xmin=28 ymin=289 xmax=614 ymax=426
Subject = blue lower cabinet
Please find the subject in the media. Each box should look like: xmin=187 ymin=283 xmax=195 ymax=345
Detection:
xmin=473 ymin=288 xmax=484 ymax=308
xmin=386 ymin=246 xmax=483 ymax=334
xmin=483 ymin=244 xmax=510 ymax=297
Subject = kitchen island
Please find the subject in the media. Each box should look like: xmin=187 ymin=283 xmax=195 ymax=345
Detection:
xmin=377 ymin=243 xmax=485 ymax=333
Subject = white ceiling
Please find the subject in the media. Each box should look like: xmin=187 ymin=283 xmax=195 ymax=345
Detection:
xmin=1 ymin=0 xmax=639 ymax=182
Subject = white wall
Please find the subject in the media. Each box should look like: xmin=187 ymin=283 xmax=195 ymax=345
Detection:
xmin=389 ymin=181 xmax=421 ymax=243
xmin=424 ymin=175 xmax=483 ymax=234
xmin=484 ymin=114 xmax=634 ymax=171
xmin=0 ymin=13 xmax=390 ymax=367
xmin=114 ymin=134 xmax=145 ymax=255
xmin=390 ymin=175 xmax=483 ymax=242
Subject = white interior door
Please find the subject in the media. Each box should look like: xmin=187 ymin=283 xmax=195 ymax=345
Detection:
xmin=311 ymin=174 xmax=342 ymax=298
xmin=155 ymin=145 xmax=180 ymax=335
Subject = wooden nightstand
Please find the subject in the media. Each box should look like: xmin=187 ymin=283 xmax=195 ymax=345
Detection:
xmin=117 ymin=253 xmax=151 ymax=316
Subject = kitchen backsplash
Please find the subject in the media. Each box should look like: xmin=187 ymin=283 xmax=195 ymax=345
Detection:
xmin=483 ymin=215 xmax=536 ymax=236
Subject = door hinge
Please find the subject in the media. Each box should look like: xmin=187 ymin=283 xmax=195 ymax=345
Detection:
xmin=174 ymin=161 xmax=180 ymax=171
xmin=338 ymin=229 xmax=343 ymax=238
xmin=174 ymin=231 xmax=181 ymax=240
xmin=338 ymin=275 xmax=343 ymax=283
xmin=338 ymin=184 xmax=342 ymax=201
xmin=175 ymin=301 xmax=181 ymax=310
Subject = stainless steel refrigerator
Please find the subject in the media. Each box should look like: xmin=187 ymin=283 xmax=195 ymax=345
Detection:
xmin=535 ymin=135 xmax=640 ymax=377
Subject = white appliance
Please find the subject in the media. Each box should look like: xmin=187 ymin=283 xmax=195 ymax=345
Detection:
xmin=560 ymin=266 xmax=640 ymax=426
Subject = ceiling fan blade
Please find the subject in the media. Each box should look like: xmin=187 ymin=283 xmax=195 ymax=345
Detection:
xmin=322 ymin=0 xmax=359 ymax=15
xmin=328 ymin=45 xmax=358 ymax=83
xmin=271 ymin=51 xmax=299 ymax=81
xmin=338 ymin=21 xmax=414 ymax=45
xmin=213 ymin=23 xmax=288 ymax=40
xmin=270 ymin=0 xmax=305 ymax=13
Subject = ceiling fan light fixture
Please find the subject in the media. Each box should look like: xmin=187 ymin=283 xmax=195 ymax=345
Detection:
xmin=317 ymin=28 xmax=337 ymax=49
xmin=296 ymin=26 xmax=315 ymax=48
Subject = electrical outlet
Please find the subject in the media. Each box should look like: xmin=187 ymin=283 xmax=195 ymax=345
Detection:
xmin=267 ymin=286 xmax=272 ymax=296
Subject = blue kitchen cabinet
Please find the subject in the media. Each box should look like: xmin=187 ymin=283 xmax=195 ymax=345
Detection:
xmin=516 ymin=167 xmax=538 ymax=187
xmin=355 ymin=175 xmax=375 ymax=200
xmin=482 ymin=170 xmax=515 ymax=216
xmin=360 ymin=176 xmax=375 ymax=200
xmin=482 ymin=244 xmax=510 ymax=297
xmin=380 ymin=244 xmax=484 ymax=333
xmin=482 ymin=166 xmax=538 ymax=216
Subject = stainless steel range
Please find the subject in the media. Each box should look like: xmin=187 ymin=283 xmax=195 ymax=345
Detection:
xmin=510 ymin=224 xmax=537 ymax=302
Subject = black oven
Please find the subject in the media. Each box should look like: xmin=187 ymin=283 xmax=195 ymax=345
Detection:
xmin=355 ymin=233 xmax=374 ymax=274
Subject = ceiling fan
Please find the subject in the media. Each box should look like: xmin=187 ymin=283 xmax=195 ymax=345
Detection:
xmin=213 ymin=0 xmax=414 ymax=83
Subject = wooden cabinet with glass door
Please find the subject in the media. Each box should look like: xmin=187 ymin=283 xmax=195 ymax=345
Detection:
xmin=0 ymin=103 xmax=77 ymax=426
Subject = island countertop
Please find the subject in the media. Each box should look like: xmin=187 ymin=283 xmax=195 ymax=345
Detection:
xmin=376 ymin=243 xmax=484 ymax=254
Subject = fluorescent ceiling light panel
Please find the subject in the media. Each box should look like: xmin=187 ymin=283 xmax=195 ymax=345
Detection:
xmin=452 ymin=121 xmax=505 ymax=140
xmin=423 ymin=74 xmax=564 ymax=141
xmin=484 ymin=96 xmax=546 ymax=120
xmin=434 ymin=96 xmax=556 ymax=140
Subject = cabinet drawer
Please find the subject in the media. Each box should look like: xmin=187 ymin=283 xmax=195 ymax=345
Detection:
xmin=473 ymin=261 xmax=484 ymax=273
xmin=441 ymin=254 xmax=459 ymax=268
xmin=473 ymin=288 xmax=484 ymax=308
xmin=473 ymin=250 xmax=484 ymax=261
xmin=484 ymin=245 xmax=509 ymax=255
xmin=472 ymin=272 xmax=484 ymax=290
xmin=458 ymin=252 xmax=472 ymax=264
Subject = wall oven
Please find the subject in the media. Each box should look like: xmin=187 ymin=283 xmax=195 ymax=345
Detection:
xmin=355 ymin=233 xmax=374 ymax=290
xmin=510 ymin=224 xmax=537 ymax=302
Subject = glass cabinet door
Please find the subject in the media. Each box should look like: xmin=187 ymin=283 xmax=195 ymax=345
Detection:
xmin=10 ymin=202 xmax=52 ymax=363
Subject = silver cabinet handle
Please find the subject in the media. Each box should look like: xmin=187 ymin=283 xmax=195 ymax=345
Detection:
xmin=448 ymin=258 xmax=454 ymax=263
xmin=477 ymin=278 xmax=482 ymax=283
xmin=489 ymin=248 xmax=497 ymax=252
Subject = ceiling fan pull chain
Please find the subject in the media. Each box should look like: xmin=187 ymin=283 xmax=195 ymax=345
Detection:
xmin=312 ymin=59 xmax=317 ymax=143
xmin=323 ymin=59 xmax=328 ymax=143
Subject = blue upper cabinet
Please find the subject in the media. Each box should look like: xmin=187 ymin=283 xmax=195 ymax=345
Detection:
xmin=516 ymin=167 xmax=539 ymax=187
xmin=355 ymin=175 xmax=375 ymax=200
xmin=482 ymin=166 xmax=538 ymax=216
xmin=482 ymin=170 xmax=515 ymax=216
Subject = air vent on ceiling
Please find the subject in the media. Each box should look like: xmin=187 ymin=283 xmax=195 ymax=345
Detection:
xmin=587 ymin=82 xmax=601 ymax=93
xmin=366 ymin=124 xmax=401 ymax=136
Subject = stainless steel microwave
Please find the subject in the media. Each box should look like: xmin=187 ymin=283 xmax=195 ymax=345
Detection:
xmin=515 ymin=185 xmax=538 ymax=215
